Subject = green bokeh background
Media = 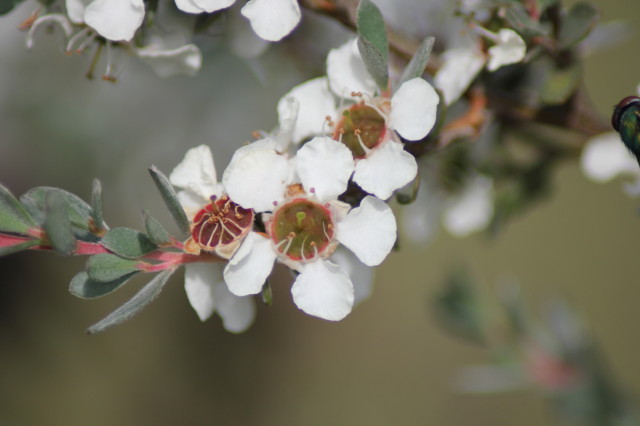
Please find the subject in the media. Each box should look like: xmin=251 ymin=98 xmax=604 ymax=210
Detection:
xmin=1 ymin=1 xmax=639 ymax=425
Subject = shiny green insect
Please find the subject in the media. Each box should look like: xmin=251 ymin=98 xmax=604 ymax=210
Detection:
xmin=612 ymin=96 xmax=640 ymax=166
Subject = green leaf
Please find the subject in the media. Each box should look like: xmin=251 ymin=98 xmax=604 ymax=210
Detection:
xmin=101 ymin=227 xmax=157 ymax=259
xmin=558 ymin=2 xmax=600 ymax=49
xmin=398 ymin=36 xmax=434 ymax=89
xmin=148 ymin=166 xmax=190 ymax=237
xmin=142 ymin=209 xmax=171 ymax=245
xmin=261 ymin=281 xmax=273 ymax=306
xmin=86 ymin=268 xmax=176 ymax=334
xmin=541 ymin=62 xmax=582 ymax=105
xmin=395 ymin=171 xmax=421 ymax=205
xmin=0 ymin=238 xmax=39 ymax=257
xmin=505 ymin=4 xmax=549 ymax=38
xmin=356 ymin=0 xmax=388 ymax=90
xmin=69 ymin=270 xmax=137 ymax=299
xmin=44 ymin=192 xmax=77 ymax=255
xmin=0 ymin=184 xmax=37 ymax=234
xmin=86 ymin=253 xmax=140 ymax=283
xmin=21 ymin=187 xmax=95 ymax=241
xmin=90 ymin=179 xmax=107 ymax=234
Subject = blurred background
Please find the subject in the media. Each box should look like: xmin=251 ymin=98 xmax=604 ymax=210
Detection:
xmin=1 ymin=0 xmax=639 ymax=425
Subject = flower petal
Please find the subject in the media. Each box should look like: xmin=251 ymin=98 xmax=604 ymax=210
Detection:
xmin=327 ymin=39 xmax=378 ymax=98
xmin=337 ymin=195 xmax=396 ymax=266
xmin=443 ymin=175 xmax=494 ymax=237
xmin=84 ymin=0 xmax=145 ymax=42
xmin=224 ymin=232 xmax=277 ymax=296
xmin=291 ymin=260 xmax=354 ymax=321
xmin=331 ymin=247 xmax=373 ymax=307
xmin=212 ymin=281 xmax=256 ymax=333
xmin=274 ymin=96 xmax=299 ymax=152
xmin=169 ymin=145 xmax=222 ymax=200
xmin=434 ymin=46 xmax=485 ymax=105
xmin=191 ymin=0 xmax=235 ymax=13
xmin=228 ymin=6 xmax=269 ymax=58
xmin=137 ymin=44 xmax=202 ymax=77
xmin=277 ymin=77 xmax=336 ymax=144
xmin=581 ymin=131 xmax=638 ymax=182
xmin=174 ymin=0 xmax=204 ymax=14
xmin=184 ymin=262 xmax=224 ymax=321
xmin=353 ymin=140 xmax=418 ymax=200
xmin=222 ymin=138 xmax=289 ymax=212
xmin=296 ymin=136 xmax=354 ymax=202
xmin=66 ymin=0 xmax=91 ymax=23
xmin=487 ymin=29 xmax=526 ymax=72
xmin=389 ymin=77 xmax=439 ymax=141
xmin=241 ymin=0 xmax=301 ymax=42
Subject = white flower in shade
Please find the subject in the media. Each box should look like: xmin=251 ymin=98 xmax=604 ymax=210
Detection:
xmin=443 ymin=175 xmax=494 ymax=237
xmin=581 ymin=131 xmax=640 ymax=196
xmin=485 ymin=28 xmax=527 ymax=72
xmin=169 ymin=145 xmax=257 ymax=331
xmin=175 ymin=0 xmax=300 ymax=42
xmin=222 ymin=136 xmax=397 ymax=321
xmin=434 ymin=46 xmax=486 ymax=106
xmin=66 ymin=0 xmax=145 ymax=42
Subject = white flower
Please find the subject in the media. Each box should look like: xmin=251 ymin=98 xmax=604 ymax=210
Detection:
xmin=486 ymin=29 xmax=527 ymax=72
xmin=175 ymin=0 xmax=300 ymax=42
xmin=169 ymin=145 xmax=257 ymax=331
xmin=581 ymin=131 xmax=640 ymax=196
xmin=66 ymin=0 xmax=145 ymax=42
xmin=443 ymin=175 xmax=494 ymax=237
xmin=222 ymin=136 xmax=396 ymax=321
xmin=434 ymin=46 xmax=486 ymax=106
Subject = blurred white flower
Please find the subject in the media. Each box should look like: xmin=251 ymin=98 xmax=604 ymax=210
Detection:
xmin=443 ymin=175 xmax=494 ymax=237
xmin=66 ymin=0 xmax=145 ymax=42
xmin=486 ymin=29 xmax=527 ymax=72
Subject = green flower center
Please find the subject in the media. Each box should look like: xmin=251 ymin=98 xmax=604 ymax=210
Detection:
xmin=333 ymin=104 xmax=386 ymax=159
xmin=191 ymin=195 xmax=254 ymax=251
xmin=269 ymin=198 xmax=334 ymax=261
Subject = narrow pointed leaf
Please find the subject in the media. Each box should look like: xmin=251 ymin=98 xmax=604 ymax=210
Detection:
xmin=86 ymin=268 xmax=176 ymax=334
xmin=0 ymin=238 xmax=39 ymax=257
xmin=44 ymin=192 xmax=76 ymax=255
xmin=505 ymin=4 xmax=549 ymax=37
xmin=87 ymin=253 xmax=141 ymax=282
xmin=101 ymin=227 xmax=157 ymax=259
xmin=148 ymin=165 xmax=190 ymax=236
xmin=356 ymin=0 xmax=388 ymax=90
xmin=91 ymin=179 xmax=107 ymax=234
xmin=261 ymin=280 xmax=273 ymax=306
xmin=398 ymin=36 xmax=434 ymax=89
xmin=142 ymin=209 xmax=171 ymax=245
xmin=395 ymin=172 xmax=421 ymax=205
xmin=69 ymin=270 xmax=138 ymax=299
xmin=558 ymin=2 xmax=600 ymax=49
xmin=0 ymin=184 xmax=37 ymax=234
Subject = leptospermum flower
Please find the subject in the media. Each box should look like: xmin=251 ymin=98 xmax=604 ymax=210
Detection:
xmin=278 ymin=39 xmax=439 ymax=200
xmin=169 ymin=145 xmax=256 ymax=332
xmin=65 ymin=0 xmax=145 ymax=42
xmin=175 ymin=0 xmax=300 ymax=42
xmin=222 ymin=136 xmax=397 ymax=321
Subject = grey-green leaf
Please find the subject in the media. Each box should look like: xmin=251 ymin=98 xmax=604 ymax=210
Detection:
xmin=0 ymin=184 xmax=36 ymax=234
xmin=86 ymin=253 xmax=141 ymax=283
xmin=101 ymin=227 xmax=157 ymax=259
xmin=261 ymin=281 xmax=273 ymax=306
xmin=44 ymin=192 xmax=76 ymax=255
xmin=558 ymin=2 xmax=600 ymax=49
xmin=69 ymin=270 xmax=137 ymax=299
xmin=86 ymin=268 xmax=176 ymax=334
xmin=357 ymin=0 xmax=388 ymax=90
xmin=398 ymin=36 xmax=434 ymax=89
xmin=395 ymin=172 xmax=421 ymax=205
xmin=148 ymin=166 xmax=190 ymax=236
xmin=0 ymin=239 xmax=39 ymax=257
xmin=91 ymin=179 xmax=107 ymax=234
xmin=142 ymin=209 xmax=171 ymax=245
xmin=541 ymin=62 xmax=582 ymax=105
xmin=505 ymin=4 xmax=549 ymax=38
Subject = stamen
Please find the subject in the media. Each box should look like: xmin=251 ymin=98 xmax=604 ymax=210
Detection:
xmin=354 ymin=129 xmax=372 ymax=156
xmin=102 ymin=41 xmax=117 ymax=83
xmin=26 ymin=14 xmax=73 ymax=50
xmin=85 ymin=43 xmax=103 ymax=80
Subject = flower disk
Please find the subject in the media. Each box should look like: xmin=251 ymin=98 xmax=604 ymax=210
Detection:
xmin=269 ymin=198 xmax=334 ymax=261
xmin=191 ymin=196 xmax=254 ymax=253
xmin=333 ymin=105 xmax=386 ymax=159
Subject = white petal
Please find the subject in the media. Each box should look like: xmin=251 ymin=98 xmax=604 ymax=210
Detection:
xmin=224 ymin=232 xmax=277 ymax=296
xmin=176 ymin=189 xmax=207 ymax=219
xmin=443 ymin=175 xmax=494 ymax=237
xmin=296 ymin=136 xmax=354 ymax=202
xmin=228 ymin=5 xmax=270 ymax=58
xmin=191 ymin=0 xmax=235 ymax=13
xmin=137 ymin=44 xmax=202 ymax=77
xmin=184 ymin=262 xmax=225 ymax=321
xmin=222 ymin=139 xmax=289 ymax=212
xmin=331 ymin=247 xmax=373 ymax=307
xmin=84 ymin=0 xmax=145 ymax=42
xmin=487 ymin=29 xmax=526 ymax=72
xmin=66 ymin=0 xmax=91 ymax=23
xmin=274 ymin=96 xmax=299 ymax=152
xmin=169 ymin=145 xmax=221 ymax=200
xmin=327 ymin=39 xmax=378 ymax=98
xmin=212 ymin=281 xmax=256 ymax=333
xmin=241 ymin=0 xmax=301 ymax=42
xmin=581 ymin=131 xmax=638 ymax=182
xmin=291 ymin=260 xmax=354 ymax=321
xmin=353 ymin=141 xmax=418 ymax=200
xmin=389 ymin=78 xmax=439 ymax=141
xmin=174 ymin=0 xmax=204 ymax=14
xmin=277 ymin=77 xmax=336 ymax=144
xmin=434 ymin=46 xmax=485 ymax=105
xmin=337 ymin=195 xmax=396 ymax=266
